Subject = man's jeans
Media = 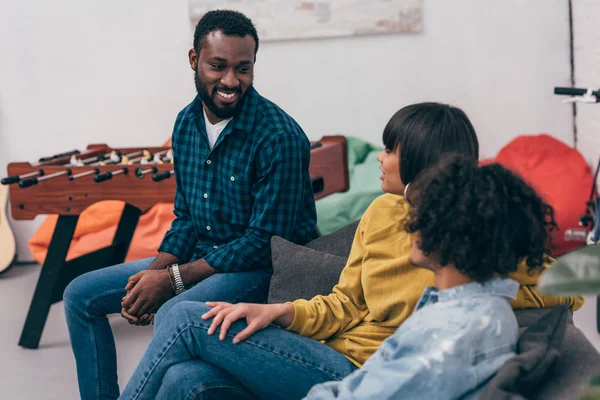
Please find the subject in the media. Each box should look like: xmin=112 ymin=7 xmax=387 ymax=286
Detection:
xmin=119 ymin=302 xmax=358 ymax=400
xmin=63 ymin=257 xmax=272 ymax=400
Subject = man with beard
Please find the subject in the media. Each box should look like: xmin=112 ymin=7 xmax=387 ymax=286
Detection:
xmin=63 ymin=10 xmax=317 ymax=400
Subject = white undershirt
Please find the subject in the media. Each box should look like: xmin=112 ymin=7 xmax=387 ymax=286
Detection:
xmin=203 ymin=108 xmax=232 ymax=150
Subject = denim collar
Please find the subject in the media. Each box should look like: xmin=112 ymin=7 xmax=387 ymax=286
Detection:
xmin=416 ymin=278 xmax=519 ymax=311
xmin=186 ymin=86 xmax=259 ymax=135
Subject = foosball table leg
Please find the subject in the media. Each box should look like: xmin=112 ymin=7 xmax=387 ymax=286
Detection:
xmin=19 ymin=215 xmax=79 ymax=349
xmin=18 ymin=204 xmax=142 ymax=349
xmin=110 ymin=203 xmax=142 ymax=265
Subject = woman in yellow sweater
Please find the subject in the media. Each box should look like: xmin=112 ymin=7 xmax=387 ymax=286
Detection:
xmin=120 ymin=103 xmax=583 ymax=400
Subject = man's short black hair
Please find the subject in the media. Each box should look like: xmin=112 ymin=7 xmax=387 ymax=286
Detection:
xmin=383 ymin=102 xmax=479 ymax=185
xmin=406 ymin=155 xmax=557 ymax=282
xmin=193 ymin=10 xmax=259 ymax=55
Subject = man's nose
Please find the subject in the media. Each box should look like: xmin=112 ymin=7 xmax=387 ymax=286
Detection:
xmin=220 ymin=69 xmax=238 ymax=88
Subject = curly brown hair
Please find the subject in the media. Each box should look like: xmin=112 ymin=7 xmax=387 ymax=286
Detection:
xmin=406 ymin=155 xmax=557 ymax=282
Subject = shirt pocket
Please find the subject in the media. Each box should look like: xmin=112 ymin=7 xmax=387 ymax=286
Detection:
xmin=220 ymin=170 xmax=252 ymax=224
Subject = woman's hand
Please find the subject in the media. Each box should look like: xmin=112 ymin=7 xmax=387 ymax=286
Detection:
xmin=202 ymin=302 xmax=294 ymax=344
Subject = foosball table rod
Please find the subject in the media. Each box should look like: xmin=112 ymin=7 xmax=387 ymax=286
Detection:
xmin=18 ymin=169 xmax=72 ymax=188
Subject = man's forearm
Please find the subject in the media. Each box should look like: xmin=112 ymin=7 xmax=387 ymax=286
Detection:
xmin=148 ymin=252 xmax=180 ymax=270
xmin=179 ymin=258 xmax=217 ymax=287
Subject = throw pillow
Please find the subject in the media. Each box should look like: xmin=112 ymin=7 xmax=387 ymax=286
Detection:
xmin=306 ymin=220 xmax=359 ymax=257
xmin=480 ymin=305 xmax=569 ymax=400
xmin=268 ymin=236 xmax=348 ymax=304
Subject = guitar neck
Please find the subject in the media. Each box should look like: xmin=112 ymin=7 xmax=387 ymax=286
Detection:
xmin=0 ymin=185 xmax=17 ymax=273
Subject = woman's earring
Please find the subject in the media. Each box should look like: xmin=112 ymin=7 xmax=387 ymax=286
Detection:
xmin=404 ymin=182 xmax=413 ymax=207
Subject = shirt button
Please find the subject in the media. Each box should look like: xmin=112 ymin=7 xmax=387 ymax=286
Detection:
xmin=203 ymin=193 xmax=208 ymax=198
xmin=206 ymin=226 xmax=211 ymax=231
xmin=206 ymin=160 xmax=211 ymax=165
xmin=213 ymin=245 xmax=218 ymax=249
xmin=230 ymin=176 xmax=235 ymax=181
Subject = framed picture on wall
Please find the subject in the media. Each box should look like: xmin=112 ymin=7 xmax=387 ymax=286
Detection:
xmin=189 ymin=0 xmax=423 ymax=41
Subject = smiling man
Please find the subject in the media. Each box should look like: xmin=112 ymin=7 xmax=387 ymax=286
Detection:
xmin=63 ymin=10 xmax=317 ymax=400
xmin=193 ymin=30 xmax=254 ymax=123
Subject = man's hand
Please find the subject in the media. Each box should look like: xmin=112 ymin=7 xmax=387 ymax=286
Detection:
xmin=121 ymin=307 xmax=154 ymax=326
xmin=121 ymin=269 xmax=174 ymax=317
xmin=202 ymin=302 xmax=294 ymax=344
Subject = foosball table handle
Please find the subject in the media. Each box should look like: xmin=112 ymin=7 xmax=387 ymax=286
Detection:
xmin=94 ymin=172 xmax=113 ymax=183
xmin=18 ymin=178 xmax=38 ymax=188
xmin=1 ymin=176 xmax=20 ymax=185
xmin=152 ymin=171 xmax=173 ymax=182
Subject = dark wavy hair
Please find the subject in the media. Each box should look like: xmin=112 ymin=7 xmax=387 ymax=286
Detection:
xmin=406 ymin=155 xmax=557 ymax=282
xmin=193 ymin=10 xmax=259 ymax=55
xmin=383 ymin=102 xmax=479 ymax=185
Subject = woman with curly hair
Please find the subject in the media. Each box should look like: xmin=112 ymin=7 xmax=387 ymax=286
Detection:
xmin=120 ymin=103 xmax=582 ymax=400
xmin=307 ymin=155 xmax=557 ymax=399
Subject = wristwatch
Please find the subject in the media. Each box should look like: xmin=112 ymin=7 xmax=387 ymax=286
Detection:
xmin=171 ymin=263 xmax=186 ymax=295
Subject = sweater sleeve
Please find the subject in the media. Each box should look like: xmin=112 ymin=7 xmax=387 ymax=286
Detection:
xmin=286 ymin=207 xmax=372 ymax=340
xmin=509 ymin=257 xmax=585 ymax=311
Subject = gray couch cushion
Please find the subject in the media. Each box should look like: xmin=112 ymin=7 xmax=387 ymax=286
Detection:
xmin=305 ymin=220 xmax=359 ymax=257
xmin=267 ymin=221 xmax=358 ymax=304
xmin=480 ymin=306 xmax=569 ymax=400
xmin=480 ymin=307 xmax=600 ymax=400
xmin=268 ymin=236 xmax=348 ymax=304
xmin=528 ymin=314 xmax=600 ymax=399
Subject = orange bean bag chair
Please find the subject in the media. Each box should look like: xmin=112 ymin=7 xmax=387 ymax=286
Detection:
xmin=28 ymin=202 xmax=176 ymax=263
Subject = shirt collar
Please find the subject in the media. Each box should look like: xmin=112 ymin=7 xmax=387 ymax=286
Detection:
xmin=415 ymin=278 xmax=519 ymax=311
xmin=231 ymin=86 xmax=258 ymax=133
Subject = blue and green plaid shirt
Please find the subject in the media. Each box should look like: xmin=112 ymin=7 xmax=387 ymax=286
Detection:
xmin=158 ymin=87 xmax=317 ymax=272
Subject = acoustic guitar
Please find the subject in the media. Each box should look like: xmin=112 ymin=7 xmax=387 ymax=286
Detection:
xmin=0 ymin=184 xmax=16 ymax=274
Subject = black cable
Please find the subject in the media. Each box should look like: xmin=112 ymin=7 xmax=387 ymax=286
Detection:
xmin=590 ymin=156 xmax=600 ymax=202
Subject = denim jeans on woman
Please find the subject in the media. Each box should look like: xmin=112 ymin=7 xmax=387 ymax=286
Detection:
xmin=118 ymin=301 xmax=358 ymax=400
xmin=63 ymin=257 xmax=273 ymax=400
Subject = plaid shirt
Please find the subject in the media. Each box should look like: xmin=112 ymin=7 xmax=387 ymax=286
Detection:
xmin=158 ymin=87 xmax=317 ymax=272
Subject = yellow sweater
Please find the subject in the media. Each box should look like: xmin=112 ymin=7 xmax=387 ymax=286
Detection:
xmin=287 ymin=193 xmax=584 ymax=367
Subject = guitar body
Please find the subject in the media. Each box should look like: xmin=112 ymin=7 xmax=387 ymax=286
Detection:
xmin=0 ymin=185 xmax=17 ymax=274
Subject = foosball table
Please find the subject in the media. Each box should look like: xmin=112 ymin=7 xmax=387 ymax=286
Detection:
xmin=3 ymin=135 xmax=349 ymax=349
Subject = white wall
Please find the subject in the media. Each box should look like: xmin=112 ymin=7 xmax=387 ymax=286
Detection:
xmin=257 ymin=0 xmax=573 ymax=159
xmin=1 ymin=0 xmax=573 ymax=261
xmin=0 ymin=0 xmax=194 ymax=260
xmin=573 ymin=0 xmax=600 ymax=168
xmin=571 ymin=0 xmax=600 ymax=353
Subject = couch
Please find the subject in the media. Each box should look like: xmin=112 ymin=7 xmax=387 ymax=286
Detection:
xmin=268 ymin=221 xmax=600 ymax=400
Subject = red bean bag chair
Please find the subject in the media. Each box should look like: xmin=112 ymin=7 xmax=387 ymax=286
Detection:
xmin=494 ymin=134 xmax=593 ymax=256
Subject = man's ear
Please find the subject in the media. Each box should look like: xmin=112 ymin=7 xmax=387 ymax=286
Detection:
xmin=188 ymin=48 xmax=198 ymax=71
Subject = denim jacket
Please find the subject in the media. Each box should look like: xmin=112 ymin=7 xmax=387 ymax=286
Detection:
xmin=305 ymin=278 xmax=519 ymax=400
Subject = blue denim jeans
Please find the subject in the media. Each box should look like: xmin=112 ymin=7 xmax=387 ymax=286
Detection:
xmin=63 ymin=257 xmax=272 ymax=400
xmin=119 ymin=302 xmax=358 ymax=400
